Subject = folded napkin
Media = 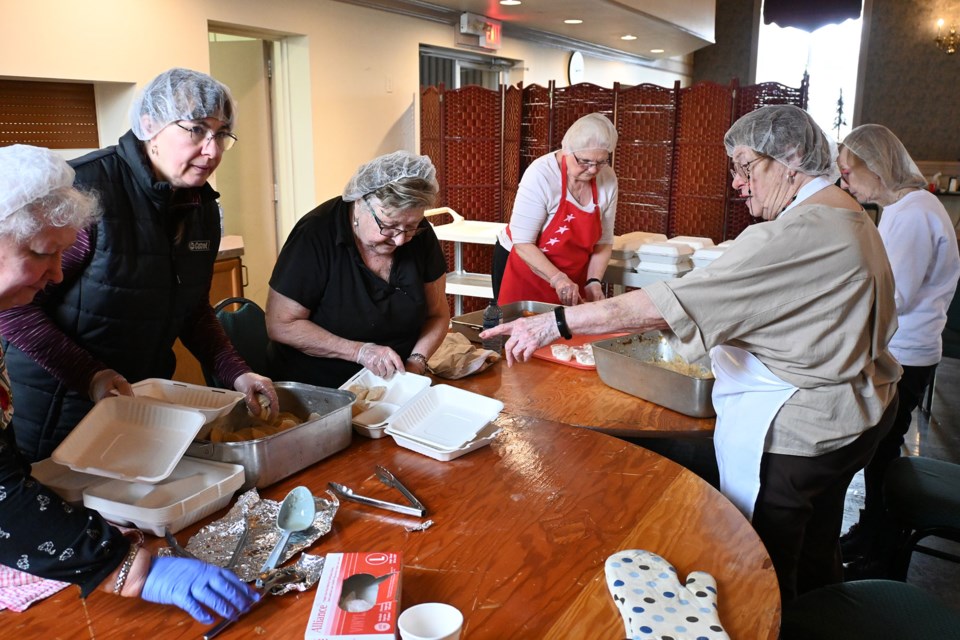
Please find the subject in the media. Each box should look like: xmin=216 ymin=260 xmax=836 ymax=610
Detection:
xmin=0 ymin=564 xmax=69 ymax=612
xmin=605 ymin=549 xmax=729 ymax=640
xmin=428 ymin=332 xmax=500 ymax=379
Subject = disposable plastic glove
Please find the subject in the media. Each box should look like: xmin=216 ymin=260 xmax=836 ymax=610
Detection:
xmin=550 ymin=272 xmax=583 ymax=306
xmin=141 ymin=557 xmax=259 ymax=624
xmin=356 ymin=342 xmax=403 ymax=379
xmin=234 ymin=372 xmax=279 ymax=421
xmin=88 ymin=368 xmax=133 ymax=401
xmin=604 ymin=549 xmax=729 ymax=640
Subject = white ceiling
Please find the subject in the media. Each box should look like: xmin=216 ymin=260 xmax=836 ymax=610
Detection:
xmin=340 ymin=0 xmax=716 ymax=61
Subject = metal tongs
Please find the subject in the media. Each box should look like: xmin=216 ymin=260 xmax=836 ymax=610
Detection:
xmin=328 ymin=465 xmax=427 ymax=518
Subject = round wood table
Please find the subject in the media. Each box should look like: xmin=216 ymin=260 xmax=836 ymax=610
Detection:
xmin=11 ymin=414 xmax=779 ymax=639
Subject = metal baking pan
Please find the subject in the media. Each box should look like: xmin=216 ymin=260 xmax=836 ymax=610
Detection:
xmin=452 ymin=300 xmax=556 ymax=343
xmin=593 ymin=332 xmax=716 ymax=418
xmin=186 ymin=382 xmax=353 ymax=490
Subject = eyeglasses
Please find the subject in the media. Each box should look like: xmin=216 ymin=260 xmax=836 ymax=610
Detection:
xmin=730 ymin=156 xmax=766 ymax=181
xmin=572 ymin=152 xmax=611 ymax=169
xmin=174 ymin=122 xmax=238 ymax=151
xmin=363 ymin=196 xmax=426 ymax=238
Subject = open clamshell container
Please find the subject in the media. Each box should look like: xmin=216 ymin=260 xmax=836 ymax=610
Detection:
xmin=452 ymin=300 xmax=555 ymax=343
xmin=187 ymin=382 xmax=353 ymax=490
xmin=132 ymin=378 xmax=245 ymax=422
xmin=593 ymin=332 xmax=716 ymax=418
xmin=385 ymin=385 xmax=504 ymax=461
xmin=339 ymin=370 xmax=432 ymax=438
xmin=48 ymin=395 xmax=245 ymax=534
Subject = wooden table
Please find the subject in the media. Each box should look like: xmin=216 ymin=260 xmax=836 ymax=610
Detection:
xmin=433 ymin=355 xmax=716 ymax=438
xmin=10 ymin=415 xmax=779 ymax=639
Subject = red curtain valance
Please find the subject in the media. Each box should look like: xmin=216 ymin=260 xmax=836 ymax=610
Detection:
xmin=763 ymin=0 xmax=862 ymax=32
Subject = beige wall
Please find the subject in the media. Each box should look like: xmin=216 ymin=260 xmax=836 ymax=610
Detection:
xmin=0 ymin=0 xmax=688 ymax=234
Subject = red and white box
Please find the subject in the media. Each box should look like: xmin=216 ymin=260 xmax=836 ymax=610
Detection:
xmin=305 ymin=552 xmax=402 ymax=640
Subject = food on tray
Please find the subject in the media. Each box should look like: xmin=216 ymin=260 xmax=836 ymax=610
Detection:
xmin=574 ymin=347 xmax=595 ymax=366
xmin=205 ymin=411 xmax=314 ymax=443
xmin=348 ymin=383 xmax=387 ymax=416
xmin=550 ymin=344 xmax=573 ymax=361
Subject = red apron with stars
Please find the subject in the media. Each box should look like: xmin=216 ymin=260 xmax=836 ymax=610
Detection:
xmin=498 ymin=156 xmax=602 ymax=305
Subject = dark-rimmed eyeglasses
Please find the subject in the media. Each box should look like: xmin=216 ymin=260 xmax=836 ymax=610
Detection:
xmin=174 ymin=121 xmax=238 ymax=151
xmin=363 ymin=196 xmax=426 ymax=238
xmin=572 ymin=152 xmax=611 ymax=169
xmin=730 ymin=156 xmax=766 ymax=181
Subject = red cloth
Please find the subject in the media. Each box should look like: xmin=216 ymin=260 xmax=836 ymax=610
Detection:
xmin=0 ymin=564 xmax=69 ymax=612
xmin=498 ymin=156 xmax=602 ymax=305
xmin=763 ymin=0 xmax=862 ymax=32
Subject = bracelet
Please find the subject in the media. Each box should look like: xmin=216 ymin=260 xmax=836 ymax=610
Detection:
xmin=554 ymin=306 xmax=573 ymax=340
xmin=113 ymin=531 xmax=144 ymax=595
xmin=408 ymin=353 xmax=428 ymax=368
xmin=585 ymin=278 xmax=603 ymax=287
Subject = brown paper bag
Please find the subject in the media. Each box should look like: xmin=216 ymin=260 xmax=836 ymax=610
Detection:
xmin=427 ymin=332 xmax=500 ymax=379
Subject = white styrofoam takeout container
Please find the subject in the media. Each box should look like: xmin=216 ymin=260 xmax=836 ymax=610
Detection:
xmin=82 ymin=457 xmax=244 ymax=535
xmin=611 ymin=231 xmax=668 ymax=258
xmin=384 ymin=385 xmax=503 ymax=460
xmin=339 ymin=370 xmax=431 ymax=438
xmin=132 ymin=378 xmax=245 ymax=423
xmin=52 ymin=396 xmax=207 ymax=484
xmin=636 ymin=259 xmax=693 ymax=275
xmin=667 ymin=236 xmax=715 ymax=251
xmin=388 ymin=421 xmax=501 ymax=462
xmin=31 ymin=458 xmax=108 ymax=505
xmin=692 ymin=246 xmax=728 ymax=269
xmin=637 ymin=242 xmax=694 ymax=264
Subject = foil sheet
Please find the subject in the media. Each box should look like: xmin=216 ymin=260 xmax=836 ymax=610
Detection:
xmin=182 ymin=488 xmax=338 ymax=585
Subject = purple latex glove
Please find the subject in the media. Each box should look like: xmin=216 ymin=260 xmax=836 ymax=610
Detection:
xmin=141 ymin=557 xmax=259 ymax=624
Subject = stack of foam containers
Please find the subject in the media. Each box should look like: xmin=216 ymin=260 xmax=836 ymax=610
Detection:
xmin=609 ymin=231 xmax=668 ymax=272
xmin=636 ymin=241 xmax=694 ymax=275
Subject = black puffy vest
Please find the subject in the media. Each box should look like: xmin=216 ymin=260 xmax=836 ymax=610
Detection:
xmin=6 ymin=130 xmax=221 ymax=460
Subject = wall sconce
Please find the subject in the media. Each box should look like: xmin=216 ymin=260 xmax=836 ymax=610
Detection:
xmin=935 ymin=18 xmax=957 ymax=54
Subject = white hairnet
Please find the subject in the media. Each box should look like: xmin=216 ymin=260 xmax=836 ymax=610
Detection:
xmin=342 ymin=151 xmax=438 ymax=202
xmin=130 ymin=68 xmax=236 ymax=141
xmin=0 ymin=145 xmax=75 ymax=221
xmin=561 ymin=113 xmax=618 ymax=153
xmin=724 ymin=105 xmax=834 ymax=178
xmin=840 ymin=124 xmax=927 ymax=192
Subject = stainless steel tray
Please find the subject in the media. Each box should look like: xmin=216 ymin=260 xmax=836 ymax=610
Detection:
xmin=452 ymin=300 xmax=556 ymax=343
xmin=187 ymin=382 xmax=354 ymax=489
xmin=593 ymin=332 xmax=716 ymax=418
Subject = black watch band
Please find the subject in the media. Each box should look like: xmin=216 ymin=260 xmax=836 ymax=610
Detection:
xmin=585 ymin=278 xmax=603 ymax=286
xmin=554 ymin=306 xmax=573 ymax=340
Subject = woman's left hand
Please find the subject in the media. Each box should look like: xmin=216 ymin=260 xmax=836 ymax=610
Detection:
xmin=584 ymin=281 xmax=606 ymax=302
xmin=551 ymin=272 xmax=583 ymax=306
xmin=234 ymin=372 xmax=279 ymax=421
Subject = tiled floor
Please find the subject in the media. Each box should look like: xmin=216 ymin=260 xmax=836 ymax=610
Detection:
xmin=842 ymin=356 xmax=960 ymax=611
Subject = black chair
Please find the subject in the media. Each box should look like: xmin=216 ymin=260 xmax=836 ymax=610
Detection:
xmin=883 ymin=456 xmax=960 ymax=581
xmin=921 ymin=287 xmax=960 ymax=415
xmin=781 ymin=579 xmax=960 ymax=640
xmin=204 ymin=297 xmax=270 ymax=388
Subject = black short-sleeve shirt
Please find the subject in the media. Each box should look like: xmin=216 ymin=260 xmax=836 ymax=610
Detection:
xmin=267 ymin=197 xmax=446 ymax=387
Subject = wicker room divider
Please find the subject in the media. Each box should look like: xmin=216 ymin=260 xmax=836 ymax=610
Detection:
xmin=420 ymin=76 xmax=807 ymax=312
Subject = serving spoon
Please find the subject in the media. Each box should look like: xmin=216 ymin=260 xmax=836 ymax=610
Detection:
xmin=256 ymin=486 xmax=315 ymax=587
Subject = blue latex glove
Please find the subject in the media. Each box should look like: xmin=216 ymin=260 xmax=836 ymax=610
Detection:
xmin=141 ymin=557 xmax=260 ymax=624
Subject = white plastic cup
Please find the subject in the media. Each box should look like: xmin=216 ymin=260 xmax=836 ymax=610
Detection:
xmin=397 ymin=602 xmax=463 ymax=640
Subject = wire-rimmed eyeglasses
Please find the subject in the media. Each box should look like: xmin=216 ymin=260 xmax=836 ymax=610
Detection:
xmin=174 ymin=121 xmax=238 ymax=151
xmin=730 ymin=156 xmax=766 ymax=181
xmin=572 ymin=152 xmax=611 ymax=169
xmin=363 ymin=196 xmax=426 ymax=238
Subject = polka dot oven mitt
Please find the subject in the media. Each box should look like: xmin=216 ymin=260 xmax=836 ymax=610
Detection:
xmin=605 ymin=549 xmax=729 ymax=640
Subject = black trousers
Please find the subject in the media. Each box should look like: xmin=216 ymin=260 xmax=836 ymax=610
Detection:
xmin=491 ymin=241 xmax=510 ymax=304
xmin=751 ymin=394 xmax=898 ymax=602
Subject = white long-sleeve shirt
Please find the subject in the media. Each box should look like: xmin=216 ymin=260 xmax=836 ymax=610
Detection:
xmin=878 ymin=190 xmax=960 ymax=366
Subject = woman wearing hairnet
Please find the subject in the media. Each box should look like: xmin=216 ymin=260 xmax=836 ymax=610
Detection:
xmin=494 ymin=112 xmax=618 ymax=306
xmin=265 ymin=150 xmax=449 ymax=387
xmin=0 ymin=68 xmax=279 ymax=462
xmin=837 ymin=124 xmax=960 ymax=577
xmin=0 ymin=145 xmax=258 ymax=623
xmin=482 ymin=105 xmax=901 ymax=601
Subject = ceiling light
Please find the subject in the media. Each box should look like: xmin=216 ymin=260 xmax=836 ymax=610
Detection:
xmin=500 ymin=0 xmax=521 ymax=5
xmin=564 ymin=19 xmax=583 ymax=25
xmin=621 ymin=35 xmax=637 ymax=41
xmin=650 ymin=48 xmax=665 ymax=53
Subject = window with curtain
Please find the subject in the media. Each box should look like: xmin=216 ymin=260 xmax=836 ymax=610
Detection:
xmin=0 ymin=79 xmax=99 ymax=148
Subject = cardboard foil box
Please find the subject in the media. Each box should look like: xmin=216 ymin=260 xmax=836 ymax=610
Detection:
xmin=305 ymin=552 xmax=402 ymax=640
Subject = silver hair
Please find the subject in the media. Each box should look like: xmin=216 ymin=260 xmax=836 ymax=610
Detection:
xmin=561 ymin=113 xmax=618 ymax=154
xmin=0 ymin=187 xmax=100 ymax=243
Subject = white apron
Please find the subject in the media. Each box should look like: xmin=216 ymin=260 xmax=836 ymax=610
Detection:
xmin=710 ymin=345 xmax=798 ymax=520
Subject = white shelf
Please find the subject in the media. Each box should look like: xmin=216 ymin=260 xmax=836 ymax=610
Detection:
xmin=427 ymin=208 xmax=504 ymax=314
xmin=446 ymin=273 xmax=494 ymax=299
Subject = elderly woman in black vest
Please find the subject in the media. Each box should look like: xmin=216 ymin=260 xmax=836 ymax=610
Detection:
xmin=0 ymin=68 xmax=278 ymax=461
xmin=0 ymin=144 xmax=257 ymax=622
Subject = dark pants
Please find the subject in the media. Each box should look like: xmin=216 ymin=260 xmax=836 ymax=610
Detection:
xmin=751 ymin=394 xmax=898 ymax=602
xmin=492 ymin=241 xmax=510 ymax=304
xmin=862 ymin=364 xmax=935 ymax=518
